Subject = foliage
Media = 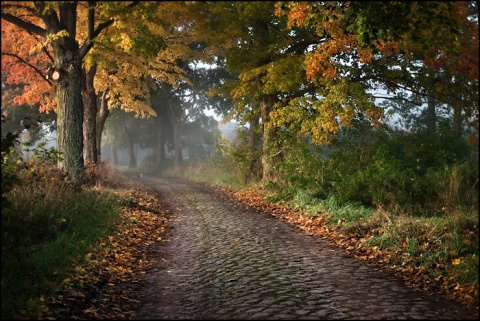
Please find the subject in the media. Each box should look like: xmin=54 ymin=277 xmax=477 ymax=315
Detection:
xmin=210 ymin=129 xmax=234 ymax=171
xmin=226 ymin=125 xmax=262 ymax=184
xmin=1 ymin=85 xmax=56 ymax=142
xmin=1 ymin=116 xmax=58 ymax=207
xmin=265 ymin=128 xmax=326 ymax=201
xmin=1 ymin=117 xmax=22 ymax=207
xmin=0 ymin=19 xmax=56 ymax=113
xmin=272 ymin=1 xmax=478 ymax=144
xmin=324 ymin=130 xmax=474 ymax=212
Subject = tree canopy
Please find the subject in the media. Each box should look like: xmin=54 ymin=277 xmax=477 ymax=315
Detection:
xmin=2 ymin=1 xmax=478 ymax=183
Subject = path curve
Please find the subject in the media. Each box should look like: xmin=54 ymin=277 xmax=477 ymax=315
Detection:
xmin=135 ymin=176 xmax=477 ymax=320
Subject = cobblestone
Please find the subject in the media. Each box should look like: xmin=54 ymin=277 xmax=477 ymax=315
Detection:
xmin=135 ymin=176 xmax=478 ymax=320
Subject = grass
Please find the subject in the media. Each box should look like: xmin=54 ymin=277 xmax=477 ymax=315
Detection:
xmin=165 ymin=160 xmax=246 ymax=189
xmin=1 ymin=162 xmax=126 ymax=320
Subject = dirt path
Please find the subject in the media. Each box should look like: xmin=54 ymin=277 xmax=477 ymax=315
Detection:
xmin=133 ymin=175 xmax=478 ymax=320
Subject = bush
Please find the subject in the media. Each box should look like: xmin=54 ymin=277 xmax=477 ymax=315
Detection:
xmin=325 ymin=130 xmax=475 ymax=213
xmin=1 ymin=125 xmax=23 ymax=208
xmin=228 ymin=126 xmax=262 ymax=184
xmin=424 ymin=160 xmax=479 ymax=211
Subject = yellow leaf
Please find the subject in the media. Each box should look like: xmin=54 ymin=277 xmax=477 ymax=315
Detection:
xmin=451 ymin=258 xmax=461 ymax=265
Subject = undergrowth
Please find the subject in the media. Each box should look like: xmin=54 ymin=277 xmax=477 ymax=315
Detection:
xmin=1 ymin=159 xmax=128 ymax=320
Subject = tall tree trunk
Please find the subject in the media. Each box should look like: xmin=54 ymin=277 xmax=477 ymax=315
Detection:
xmin=111 ymin=144 xmax=118 ymax=166
xmin=82 ymin=63 xmax=98 ymax=164
xmin=53 ymin=39 xmax=84 ymax=184
xmin=426 ymin=94 xmax=436 ymax=132
xmin=1 ymin=1 xmax=132 ymax=184
xmin=453 ymin=100 xmax=463 ymax=137
xmin=156 ymin=118 xmax=165 ymax=165
xmin=96 ymin=91 xmax=110 ymax=160
xmin=124 ymin=124 xmax=137 ymax=168
xmin=173 ymin=123 xmax=183 ymax=171
xmin=260 ymin=95 xmax=278 ymax=185
xmin=166 ymin=97 xmax=185 ymax=172
xmin=247 ymin=110 xmax=260 ymax=183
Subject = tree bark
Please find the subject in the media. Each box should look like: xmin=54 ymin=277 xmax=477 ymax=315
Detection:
xmin=82 ymin=63 xmax=98 ymax=164
xmin=96 ymin=90 xmax=110 ymax=160
xmin=124 ymin=123 xmax=137 ymax=168
xmin=453 ymin=100 xmax=463 ymax=137
xmin=42 ymin=2 xmax=84 ymax=184
xmin=260 ymin=95 xmax=278 ymax=185
xmin=53 ymin=38 xmax=84 ymax=184
xmin=156 ymin=118 xmax=165 ymax=165
xmin=426 ymin=94 xmax=436 ymax=132
xmin=247 ymin=110 xmax=260 ymax=183
xmin=173 ymin=123 xmax=183 ymax=170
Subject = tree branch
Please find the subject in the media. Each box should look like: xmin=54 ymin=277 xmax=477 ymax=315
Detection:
xmin=79 ymin=1 xmax=140 ymax=58
xmin=87 ymin=1 xmax=95 ymax=41
xmin=372 ymin=95 xmax=422 ymax=106
xmin=41 ymin=46 xmax=55 ymax=63
xmin=1 ymin=52 xmax=53 ymax=86
xmin=33 ymin=1 xmax=61 ymax=33
xmin=1 ymin=12 xmax=47 ymax=37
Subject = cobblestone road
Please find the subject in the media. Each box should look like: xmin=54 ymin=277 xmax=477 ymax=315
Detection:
xmin=135 ymin=176 xmax=478 ymax=320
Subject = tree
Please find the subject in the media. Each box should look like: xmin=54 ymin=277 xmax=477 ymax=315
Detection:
xmin=1 ymin=1 xmax=141 ymax=183
xmin=89 ymin=1 xmax=205 ymax=167
xmin=274 ymin=1 xmax=478 ymax=143
xmin=190 ymin=1 xmax=319 ymax=184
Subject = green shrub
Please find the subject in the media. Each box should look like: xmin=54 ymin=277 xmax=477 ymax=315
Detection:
xmin=424 ymin=160 xmax=479 ymax=211
xmin=228 ymin=126 xmax=262 ymax=184
xmin=325 ymin=130 xmax=475 ymax=213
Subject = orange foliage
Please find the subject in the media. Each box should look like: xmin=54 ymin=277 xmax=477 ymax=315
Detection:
xmin=284 ymin=2 xmax=311 ymax=29
xmin=1 ymin=19 xmax=56 ymax=112
xmin=281 ymin=1 xmax=478 ymax=88
xmin=422 ymin=2 xmax=478 ymax=81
